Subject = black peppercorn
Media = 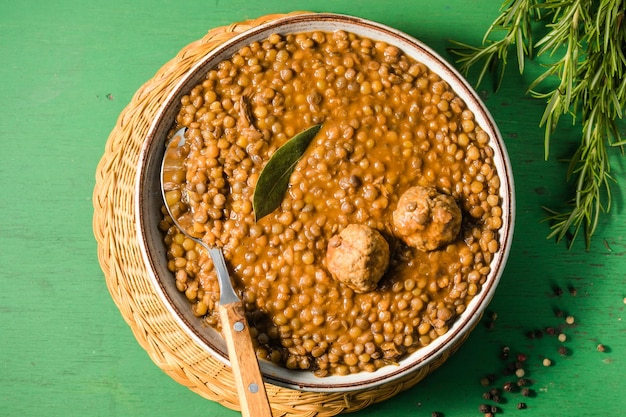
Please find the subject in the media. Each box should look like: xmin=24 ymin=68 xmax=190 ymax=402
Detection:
xmin=518 ymin=402 xmax=528 ymax=409
xmin=479 ymin=404 xmax=491 ymax=413
xmin=500 ymin=345 xmax=510 ymax=359
xmin=503 ymin=381 xmax=515 ymax=392
xmin=558 ymin=346 xmax=569 ymax=356
xmin=553 ymin=286 xmax=563 ymax=296
xmin=431 ymin=412 xmax=443 ymax=417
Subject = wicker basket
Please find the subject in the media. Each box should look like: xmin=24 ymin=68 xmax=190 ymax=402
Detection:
xmin=92 ymin=13 xmax=471 ymax=416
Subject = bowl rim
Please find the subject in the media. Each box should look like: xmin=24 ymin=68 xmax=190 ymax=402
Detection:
xmin=135 ymin=12 xmax=515 ymax=392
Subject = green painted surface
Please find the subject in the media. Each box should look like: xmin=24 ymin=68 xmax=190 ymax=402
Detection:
xmin=1 ymin=1 xmax=624 ymax=416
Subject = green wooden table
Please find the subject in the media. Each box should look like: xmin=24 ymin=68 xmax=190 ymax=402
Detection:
xmin=2 ymin=1 xmax=625 ymax=416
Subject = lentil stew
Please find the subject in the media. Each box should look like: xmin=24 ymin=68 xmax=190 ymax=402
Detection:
xmin=158 ymin=28 xmax=505 ymax=378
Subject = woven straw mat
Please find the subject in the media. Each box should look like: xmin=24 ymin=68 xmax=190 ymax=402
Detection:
xmin=92 ymin=12 xmax=467 ymax=416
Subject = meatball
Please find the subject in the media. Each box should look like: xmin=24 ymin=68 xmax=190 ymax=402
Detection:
xmin=326 ymin=224 xmax=390 ymax=293
xmin=393 ymin=186 xmax=462 ymax=251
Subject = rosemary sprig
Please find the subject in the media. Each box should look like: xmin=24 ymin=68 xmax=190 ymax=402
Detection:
xmin=448 ymin=0 xmax=539 ymax=90
xmin=449 ymin=0 xmax=626 ymax=249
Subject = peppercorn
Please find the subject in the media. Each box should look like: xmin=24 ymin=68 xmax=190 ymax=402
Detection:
xmin=489 ymin=387 xmax=501 ymax=397
xmin=521 ymin=387 xmax=530 ymax=397
xmin=503 ymin=381 xmax=515 ymax=392
xmin=545 ymin=326 xmax=556 ymax=335
xmin=482 ymin=391 xmax=492 ymax=400
xmin=553 ymin=286 xmax=563 ymax=296
xmin=558 ymin=346 xmax=568 ymax=356
xmin=517 ymin=353 xmax=527 ymax=362
xmin=554 ymin=308 xmax=564 ymax=318
xmin=479 ymin=404 xmax=491 ymax=413
xmin=565 ymin=315 xmax=575 ymax=325
xmin=568 ymin=285 xmax=577 ymax=296
xmin=516 ymin=378 xmax=529 ymax=387
xmin=542 ymin=358 xmax=552 ymax=367
xmin=480 ymin=374 xmax=495 ymax=386
xmin=597 ymin=343 xmax=606 ymax=352
xmin=501 ymin=345 xmax=510 ymax=359
xmin=517 ymin=402 xmax=527 ymax=409
xmin=431 ymin=412 xmax=443 ymax=417
xmin=558 ymin=333 xmax=567 ymax=342
xmin=491 ymin=405 xmax=500 ymax=413
xmin=515 ymin=368 xmax=526 ymax=378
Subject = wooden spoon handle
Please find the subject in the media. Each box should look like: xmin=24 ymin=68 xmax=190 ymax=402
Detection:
xmin=219 ymin=302 xmax=273 ymax=417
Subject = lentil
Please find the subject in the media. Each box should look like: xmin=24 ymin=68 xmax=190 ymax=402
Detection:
xmin=161 ymin=30 xmax=503 ymax=376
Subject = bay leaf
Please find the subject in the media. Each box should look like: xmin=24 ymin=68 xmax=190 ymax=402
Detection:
xmin=253 ymin=124 xmax=322 ymax=221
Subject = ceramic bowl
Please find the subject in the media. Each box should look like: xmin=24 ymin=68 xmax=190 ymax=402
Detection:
xmin=135 ymin=12 xmax=515 ymax=392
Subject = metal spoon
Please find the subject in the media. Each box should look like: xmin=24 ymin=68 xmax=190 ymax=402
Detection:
xmin=161 ymin=128 xmax=272 ymax=417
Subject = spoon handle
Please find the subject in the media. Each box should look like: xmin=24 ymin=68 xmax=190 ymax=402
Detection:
xmin=219 ymin=302 xmax=273 ymax=417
